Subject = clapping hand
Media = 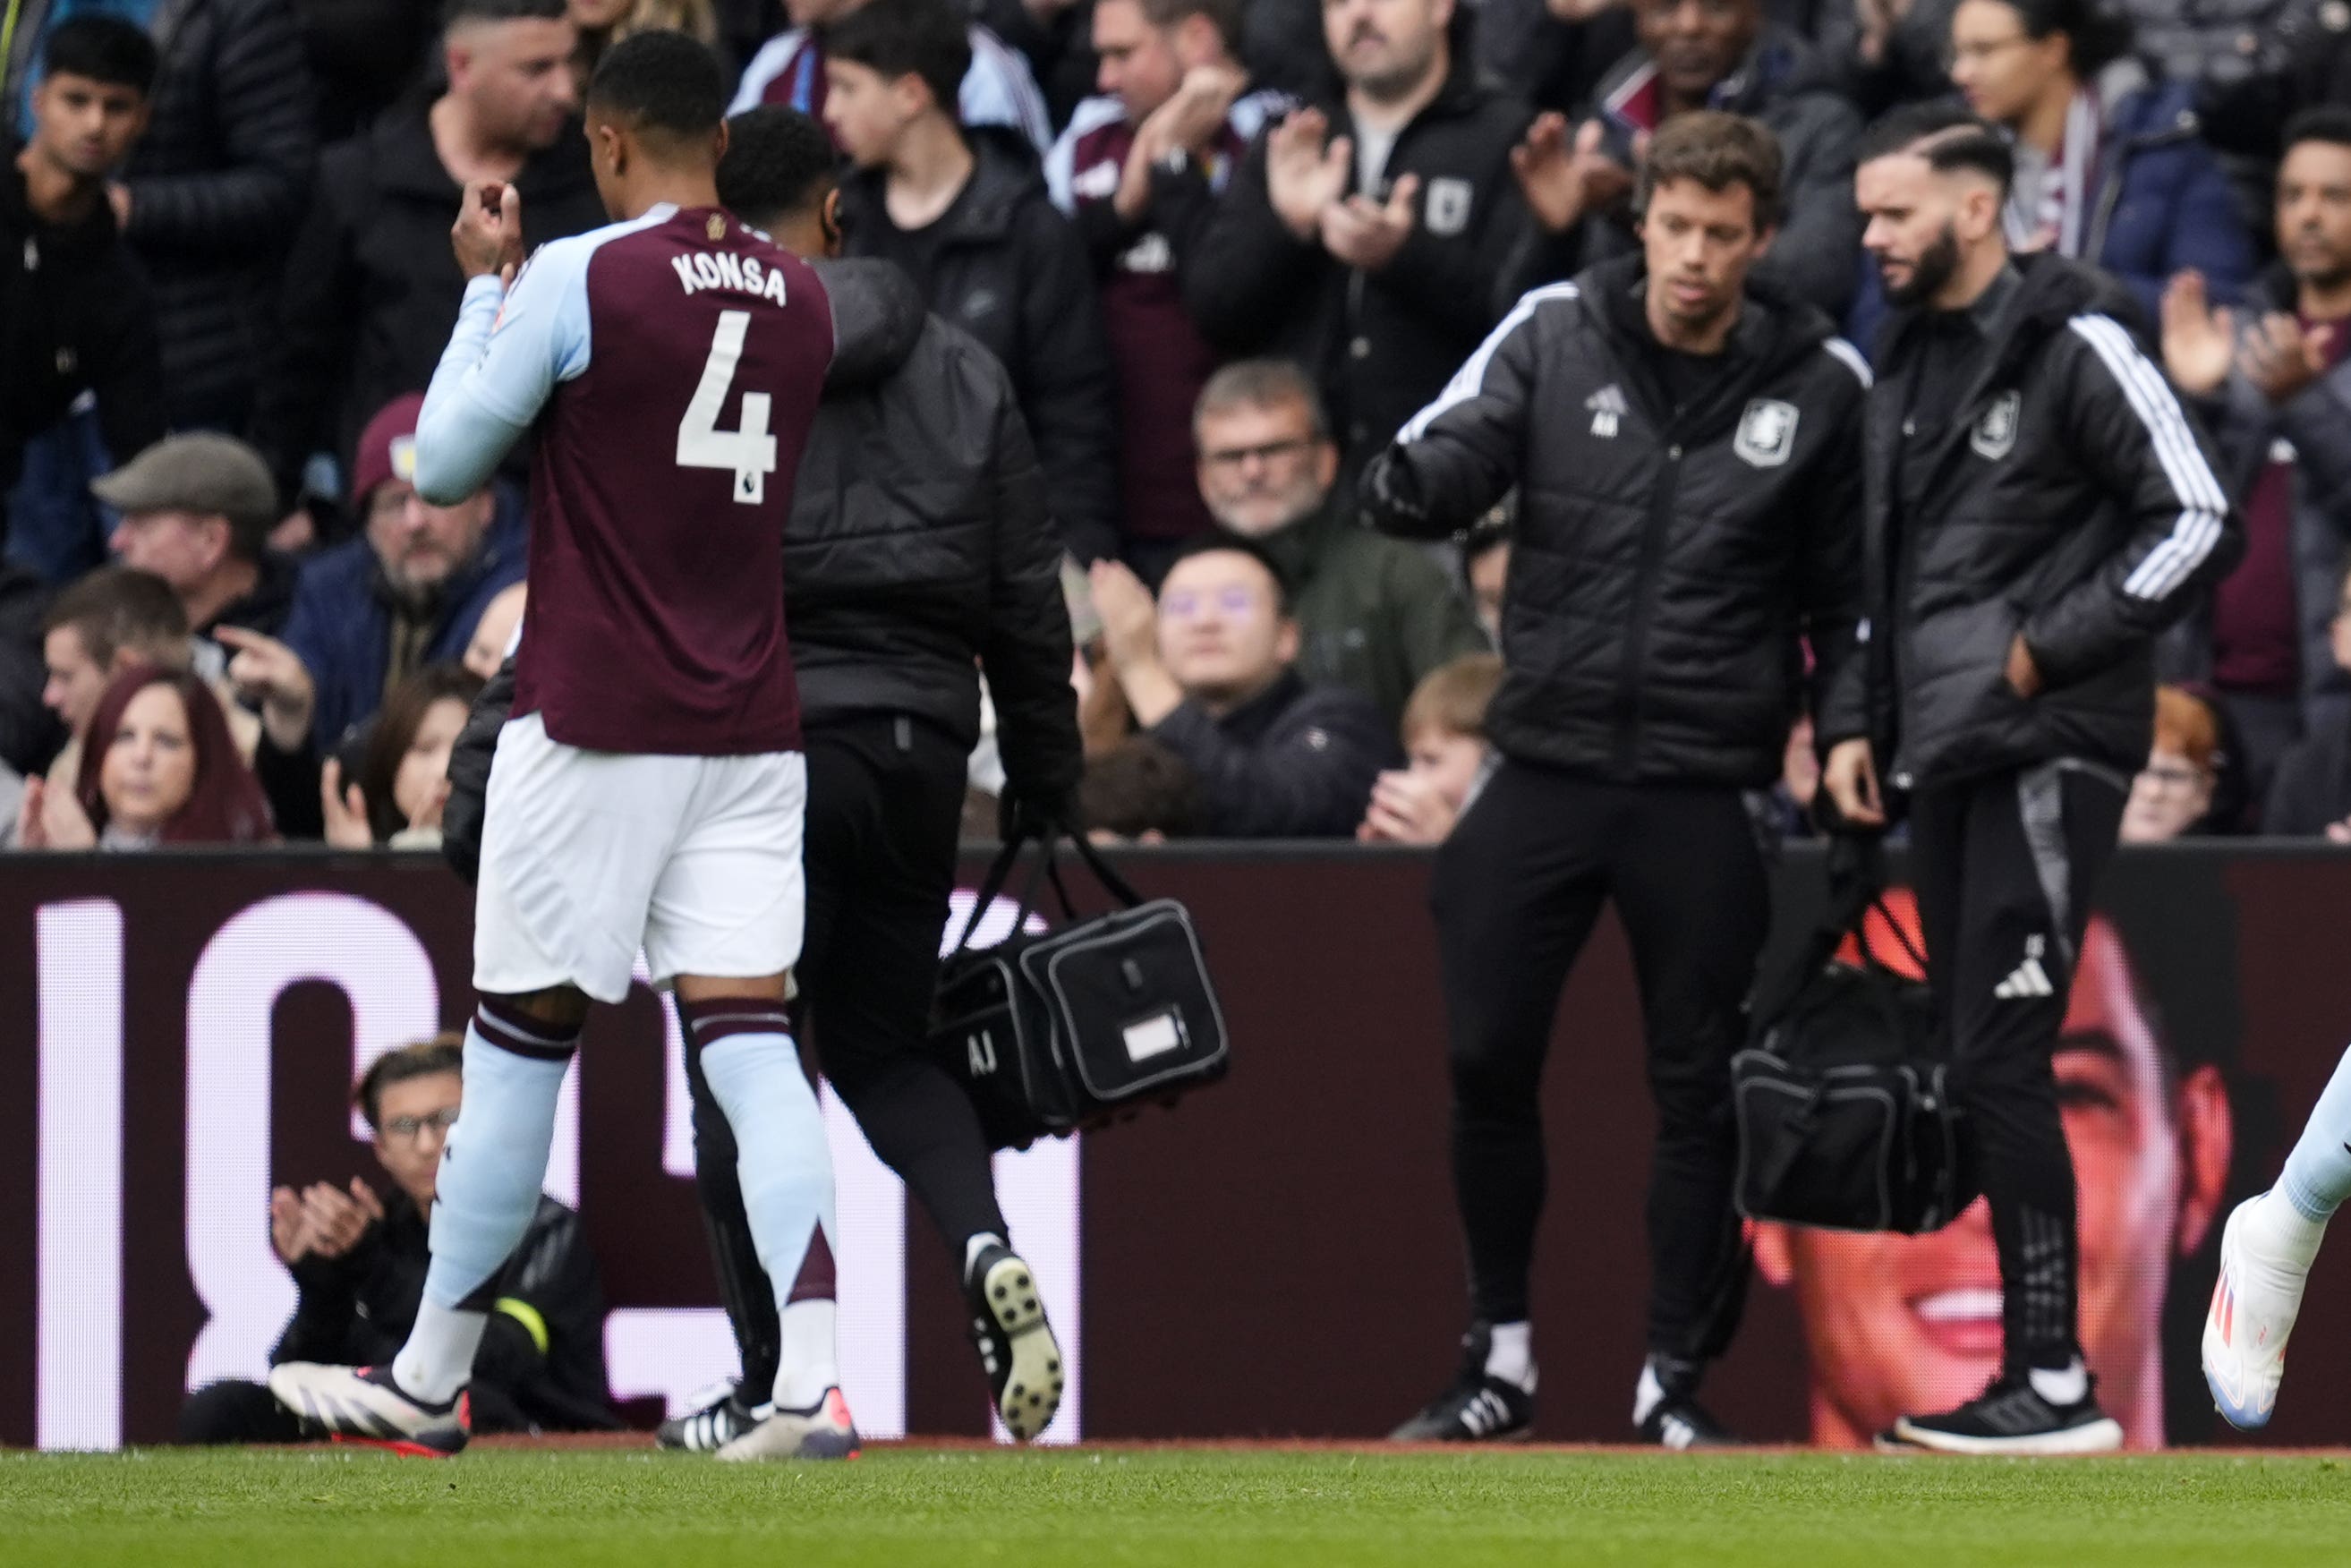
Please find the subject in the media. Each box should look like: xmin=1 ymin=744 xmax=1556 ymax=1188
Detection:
xmin=2159 ymin=271 xmax=2236 ymax=397
xmin=1265 ymin=108 xmax=1353 ymax=242
xmin=1511 ymin=115 xmax=1636 ymax=235
xmin=1320 ymin=175 xmax=1420 ymax=272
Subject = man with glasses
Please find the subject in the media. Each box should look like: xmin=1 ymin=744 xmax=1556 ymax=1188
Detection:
xmin=176 ymin=1035 xmax=616 ymax=1444
xmin=1088 ymin=534 xmax=1397 ymax=835
xmin=1504 ymin=0 xmax=1862 ymax=317
xmin=1187 ymin=359 xmax=1486 ymax=728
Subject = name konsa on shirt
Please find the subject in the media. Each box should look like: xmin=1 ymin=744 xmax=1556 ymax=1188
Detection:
xmin=670 ymin=250 xmax=792 ymax=303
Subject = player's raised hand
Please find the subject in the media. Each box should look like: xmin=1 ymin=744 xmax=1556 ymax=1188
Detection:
xmin=453 ymin=180 xmax=526 ymax=285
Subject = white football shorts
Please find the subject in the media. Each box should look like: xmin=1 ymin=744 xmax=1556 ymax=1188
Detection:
xmin=473 ymin=712 xmax=807 ymax=1002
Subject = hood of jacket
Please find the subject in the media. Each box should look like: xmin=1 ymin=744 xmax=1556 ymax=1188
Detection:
xmin=843 ymin=126 xmax=1049 ymax=249
xmin=1879 ymin=250 xmax=2135 ymax=398
xmin=812 ymin=257 xmax=927 ymax=394
xmin=1298 ymin=10 xmax=1491 ymax=125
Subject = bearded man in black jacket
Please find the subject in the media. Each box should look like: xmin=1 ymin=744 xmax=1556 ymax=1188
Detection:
xmin=444 ymin=107 xmax=1084 ymax=1452
xmin=1360 ymin=111 xmax=1868 ymax=1447
xmin=1822 ymin=104 xmax=2241 ymax=1455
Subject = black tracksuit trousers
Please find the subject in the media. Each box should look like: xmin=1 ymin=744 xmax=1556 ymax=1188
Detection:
xmin=1433 ymin=759 xmax=1769 ymax=1365
xmin=1908 ymin=761 xmax=2126 ymax=1374
xmin=684 ymin=714 xmax=1010 ymax=1395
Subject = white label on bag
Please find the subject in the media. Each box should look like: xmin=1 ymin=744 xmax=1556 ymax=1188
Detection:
xmin=1123 ymin=1010 xmax=1184 ymax=1063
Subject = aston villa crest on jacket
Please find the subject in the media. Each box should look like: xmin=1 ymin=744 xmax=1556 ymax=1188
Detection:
xmin=1734 ymin=398 xmax=1799 ymax=467
xmin=1972 ymin=389 xmax=2022 ymax=460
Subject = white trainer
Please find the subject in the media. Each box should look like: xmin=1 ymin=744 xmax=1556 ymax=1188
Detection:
xmin=715 ymin=1386 xmax=862 ymax=1461
xmin=266 ymin=1362 xmax=469 ymax=1456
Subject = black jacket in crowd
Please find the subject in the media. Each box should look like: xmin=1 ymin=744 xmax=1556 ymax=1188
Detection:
xmin=1187 ymin=29 xmax=1535 ymax=464
xmin=1514 ymin=30 xmax=1865 ymax=320
xmin=273 ymin=1187 xmax=616 ymax=1435
xmin=838 ymin=128 xmax=1118 ymax=563
xmin=1361 ymin=255 xmax=1868 ymax=788
xmin=3 ymin=0 xmax=320 ymax=430
xmin=252 ymin=103 xmax=608 ymax=508
xmin=1147 ymin=668 xmax=1399 ymax=838
xmin=1818 ymin=253 xmax=2244 ymax=789
xmin=0 ymin=564 xmax=59 ymax=776
xmin=0 ymin=146 xmax=166 ymax=540
xmin=442 ymin=257 xmax=1084 ymax=874
xmin=2266 ymin=714 xmax=2351 ymax=836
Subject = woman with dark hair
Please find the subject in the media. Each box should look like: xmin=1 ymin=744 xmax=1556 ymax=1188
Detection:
xmin=13 ymin=667 xmax=277 ymax=848
xmin=1943 ymin=0 xmax=2255 ymax=311
xmin=321 ymin=664 xmax=485 ymax=849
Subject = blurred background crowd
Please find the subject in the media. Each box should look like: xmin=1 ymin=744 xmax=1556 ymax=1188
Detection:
xmin=4 ymin=0 xmax=2350 ymax=853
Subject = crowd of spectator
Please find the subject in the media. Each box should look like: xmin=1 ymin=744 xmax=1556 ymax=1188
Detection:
xmin=4 ymin=0 xmax=2351 ymax=850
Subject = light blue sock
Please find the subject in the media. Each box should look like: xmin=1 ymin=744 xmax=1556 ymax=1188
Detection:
xmin=2279 ymin=1044 xmax=2351 ymax=1223
xmin=685 ymin=1001 xmax=839 ymax=1410
xmin=393 ymin=1004 xmax=574 ymax=1402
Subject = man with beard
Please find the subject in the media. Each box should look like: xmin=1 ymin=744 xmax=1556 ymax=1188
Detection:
xmin=2159 ymin=107 xmax=2351 ymax=811
xmin=1188 ymin=0 xmax=1531 ymax=472
xmin=1359 ymin=111 xmax=1868 ymax=1445
xmin=1753 ymin=892 xmax=2234 ymax=1450
xmin=255 ymin=0 xmax=607 ymax=547
xmin=218 ymin=392 xmax=524 ymax=821
xmin=1820 ymin=102 xmax=2240 ymax=1454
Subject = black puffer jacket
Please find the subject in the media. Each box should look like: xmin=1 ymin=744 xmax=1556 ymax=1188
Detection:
xmin=252 ymin=103 xmax=607 ymax=507
xmin=4 ymin=0 xmax=319 ymax=429
xmin=443 ymin=259 xmax=1082 ymax=877
xmin=1186 ymin=27 xmax=1534 ymax=465
xmin=1818 ymin=253 xmax=2244 ymax=788
xmin=838 ymin=129 xmax=1117 ymax=562
xmin=1361 ymin=256 xmax=1868 ymax=788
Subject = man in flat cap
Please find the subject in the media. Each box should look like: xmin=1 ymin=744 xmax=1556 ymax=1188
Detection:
xmin=95 ymin=431 xmax=297 ymax=654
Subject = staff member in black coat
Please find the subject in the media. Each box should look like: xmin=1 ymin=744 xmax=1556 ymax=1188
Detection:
xmin=445 ymin=107 xmax=1085 ymax=1451
xmin=1 ymin=19 xmax=165 ymax=565
xmin=1822 ymin=104 xmax=2241 ymax=1455
xmin=1360 ymin=111 xmax=1868 ymax=1446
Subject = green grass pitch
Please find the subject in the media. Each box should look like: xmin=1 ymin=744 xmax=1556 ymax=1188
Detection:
xmin=6 ymin=1445 xmax=2351 ymax=1567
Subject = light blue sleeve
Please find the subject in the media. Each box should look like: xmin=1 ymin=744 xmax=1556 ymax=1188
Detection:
xmin=412 ymin=243 xmax=595 ymax=505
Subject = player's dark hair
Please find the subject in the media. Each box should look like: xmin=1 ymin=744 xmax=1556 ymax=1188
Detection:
xmin=1635 ymin=109 xmax=1785 ymax=230
xmin=822 ymin=0 xmax=971 ymax=120
xmin=1168 ymin=530 xmax=1295 ymax=617
xmin=442 ymin=0 xmax=570 ymax=30
xmin=1132 ymin=0 xmax=1243 ymax=55
xmin=41 ymin=15 xmax=158 ymax=95
xmin=1859 ymin=102 xmax=2015 ymax=200
xmin=1972 ymin=0 xmax=2135 ymax=81
xmin=718 ymin=107 xmax=839 ymax=227
xmin=585 ymin=28 xmax=727 ymax=142
xmin=355 ymin=1034 xmax=466 ymax=1130
xmin=354 ymin=664 xmax=486 ymax=846
xmin=2284 ymin=107 xmax=2351 ymax=160
xmin=1195 ymin=358 xmax=1331 ymax=443
xmin=41 ymin=566 xmax=188 ymax=665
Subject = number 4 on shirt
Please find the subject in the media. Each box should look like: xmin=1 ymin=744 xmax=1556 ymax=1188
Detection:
xmin=677 ymin=310 xmax=778 ymax=503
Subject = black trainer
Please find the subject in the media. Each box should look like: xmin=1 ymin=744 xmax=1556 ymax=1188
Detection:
xmin=1389 ymin=1325 xmax=1536 ymax=1443
xmin=966 ymin=1242 xmax=1065 ymax=1442
xmin=1881 ymin=1372 xmax=2124 ymax=1455
xmin=1636 ymin=1394 xmax=1738 ymax=1449
xmin=656 ymin=1380 xmax=761 ymax=1453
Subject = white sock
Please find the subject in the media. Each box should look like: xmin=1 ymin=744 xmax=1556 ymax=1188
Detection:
xmin=777 ymin=1300 xmax=839 ymax=1411
xmin=964 ymin=1231 xmax=1008 ymax=1285
xmin=2249 ymin=1185 xmax=2330 ymax=1271
xmin=691 ymin=1014 xmax=839 ymax=1420
xmin=393 ymin=1302 xmax=487 ymax=1405
xmin=1484 ymin=1321 xmax=1535 ymax=1393
xmin=2029 ymin=1358 xmax=2089 ymax=1408
xmin=396 ymin=1006 xmax=573 ymax=1403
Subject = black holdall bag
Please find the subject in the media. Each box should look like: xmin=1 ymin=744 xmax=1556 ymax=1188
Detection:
xmin=1732 ymin=841 xmax=1978 ymax=1234
xmin=930 ymin=825 xmax=1230 ymax=1150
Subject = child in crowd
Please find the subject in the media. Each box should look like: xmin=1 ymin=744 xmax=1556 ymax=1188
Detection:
xmin=1358 ymin=655 xmax=1503 ymax=846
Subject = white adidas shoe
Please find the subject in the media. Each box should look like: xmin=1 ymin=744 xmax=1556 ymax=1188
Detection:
xmin=2203 ymin=1194 xmax=2320 ymax=1431
xmin=715 ymin=1386 xmax=862 ymax=1461
xmin=266 ymin=1362 xmax=469 ymax=1456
